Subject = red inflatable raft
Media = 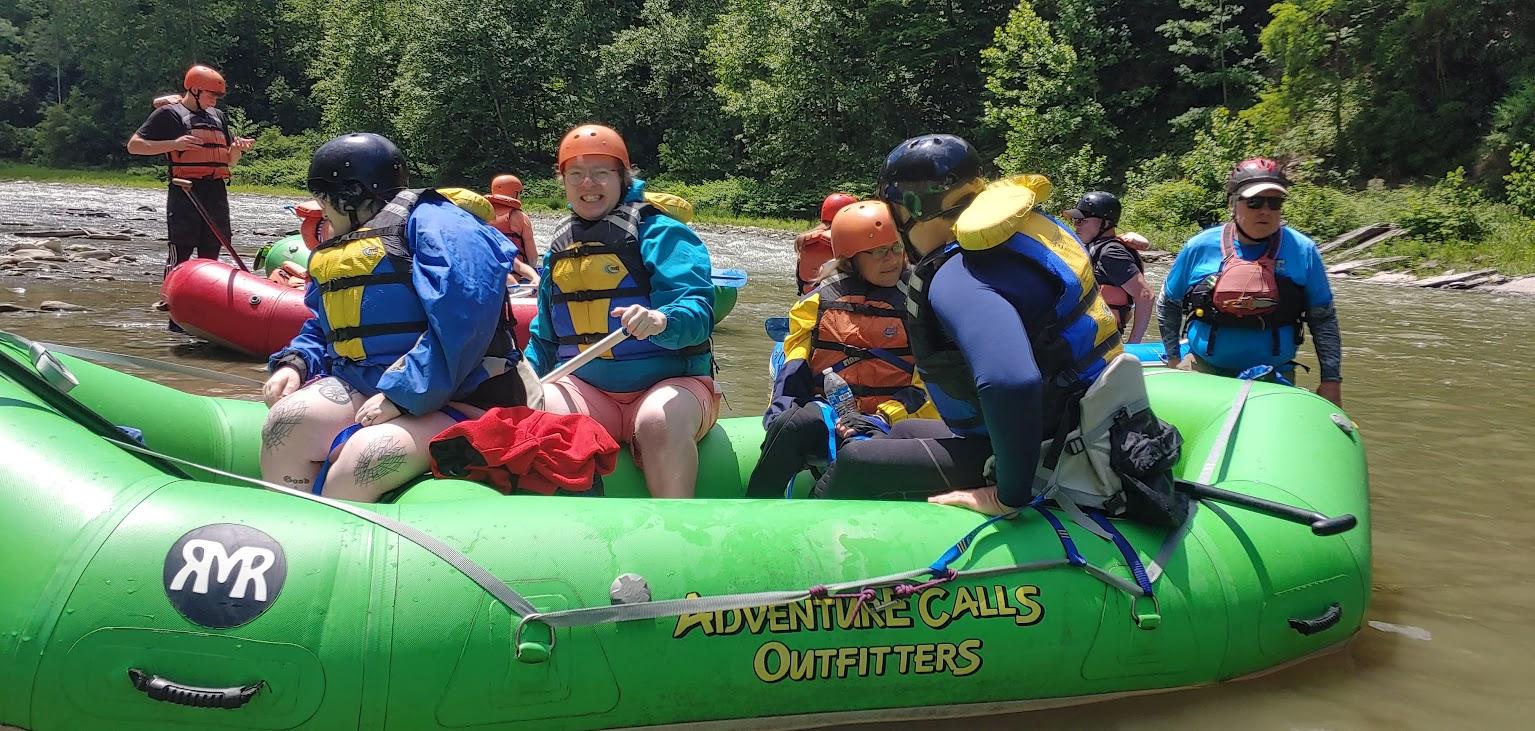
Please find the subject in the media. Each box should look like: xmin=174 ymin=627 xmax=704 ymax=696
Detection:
xmin=162 ymin=259 xmax=310 ymax=357
xmin=164 ymin=259 xmax=537 ymax=358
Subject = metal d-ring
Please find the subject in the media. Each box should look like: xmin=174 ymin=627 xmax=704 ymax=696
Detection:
xmin=513 ymin=613 xmax=556 ymax=662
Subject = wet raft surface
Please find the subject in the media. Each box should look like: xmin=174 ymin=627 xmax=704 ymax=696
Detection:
xmin=2 ymin=180 xmax=1535 ymax=727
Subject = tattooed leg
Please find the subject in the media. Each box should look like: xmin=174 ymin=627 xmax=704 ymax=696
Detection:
xmin=259 ymin=383 xmax=359 ymax=487
xmin=319 ymin=411 xmax=458 ymax=502
xmin=313 ymin=377 xmax=359 ymax=406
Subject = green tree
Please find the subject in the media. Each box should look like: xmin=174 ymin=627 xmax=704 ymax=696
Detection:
xmin=597 ymin=0 xmax=738 ymax=179
xmin=981 ymin=0 xmax=1108 ymax=204
xmin=1157 ymin=0 xmax=1262 ymax=113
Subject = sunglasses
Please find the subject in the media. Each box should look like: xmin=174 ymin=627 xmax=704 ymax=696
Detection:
xmin=857 ymin=242 xmax=903 ymax=259
xmin=1241 ymin=196 xmax=1285 ymax=211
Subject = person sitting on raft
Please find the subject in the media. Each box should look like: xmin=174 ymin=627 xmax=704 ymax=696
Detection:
xmin=745 ymin=200 xmax=936 ymax=498
xmin=815 ymin=135 xmax=1147 ymax=516
xmin=525 ymin=124 xmax=719 ymax=498
xmin=1064 ymin=191 xmax=1154 ymax=344
xmin=486 ymin=173 xmax=542 ymax=287
xmin=1158 ymin=157 xmax=1343 ymax=407
xmin=259 ymin=132 xmax=534 ymax=501
xmin=793 ymin=193 xmax=859 ymax=295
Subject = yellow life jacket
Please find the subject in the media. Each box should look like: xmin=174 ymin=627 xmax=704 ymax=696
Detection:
xmin=307 ymin=188 xmax=502 ymax=361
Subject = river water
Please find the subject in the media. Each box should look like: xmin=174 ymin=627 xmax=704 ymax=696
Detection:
xmin=1 ymin=180 xmax=1533 ymax=729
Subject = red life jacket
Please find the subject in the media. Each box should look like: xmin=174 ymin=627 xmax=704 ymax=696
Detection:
xmin=163 ymin=104 xmax=232 ymax=180
xmin=1183 ymin=224 xmax=1308 ymax=355
xmin=1211 ymin=224 xmax=1282 ymax=315
xmin=806 ymin=274 xmax=916 ymax=414
xmin=1087 ymin=236 xmax=1145 ymax=327
xmin=795 ymin=226 xmax=834 ymax=295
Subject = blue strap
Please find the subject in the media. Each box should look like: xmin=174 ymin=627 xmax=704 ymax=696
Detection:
xmin=310 ymin=404 xmax=472 ymax=497
xmin=817 ymin=401 xmax=840 ymax=463
xmin=1033 ymin=507 xmax=1087 ymax=567
xmin=310 ymin=422 xmax=363 ymax=496
xmin=928 ymin=510 xmax=1019 ymax=573
xmin=831 ymin=348 xmax=916 ymax=375
xmin=1085 ymin=511 xmax=1154 ymax=596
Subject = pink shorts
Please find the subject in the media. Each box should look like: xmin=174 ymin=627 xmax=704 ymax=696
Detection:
xmin=544 ymin=375 xmax=721 ymax=444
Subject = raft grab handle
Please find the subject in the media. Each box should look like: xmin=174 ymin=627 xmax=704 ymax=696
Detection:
xmin=128 ymin=668 xmax=264 ymax=709
xmin=1287 ymin=602 xmax=1343 ymax=636
xmin=1175 ymin=480 xmax=1357 ymax=536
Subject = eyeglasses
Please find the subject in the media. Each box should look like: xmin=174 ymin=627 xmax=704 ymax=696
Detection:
xmin=1241 ymin=196 xmax=1285 ymax=211
xmin=858 ymin=242 xmax=903 ymax=259
xmin=562 ymin=168 xmax=620 ymax=185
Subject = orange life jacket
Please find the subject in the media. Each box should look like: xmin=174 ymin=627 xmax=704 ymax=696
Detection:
xmin=489 ymin=196 xmax=537 ymax=265
xmin=163 ymin=104 xmax=232 ymax=180
xmin=1183 ymin=224 xmax=1307 ymax=356
xmin=295 ymin=200 xmax=329 ymax=251
xmin=795 ymin=225 xmax=834 ymax=294
xmin=806 ymin=274 xmax=916 ymax=414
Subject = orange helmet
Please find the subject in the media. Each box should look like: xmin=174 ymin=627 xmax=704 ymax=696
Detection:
xmin=294 ymin=199 xmax=329 ymax=250
xmin=491 ymin=174 xmax=523 ymax=198
xmin=557 ymin=124 xmax=630 ymax=173
xmin=820 ymin=192 xmax=859 ymax=225
xmin=829 ymin=201 xmax=899 ymax=259
xmin=183 ymin=65 xmax=226 ymax=95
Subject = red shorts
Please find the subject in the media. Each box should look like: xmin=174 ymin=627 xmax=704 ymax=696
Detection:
xmin=543 ymin=375 xmax=721 ymax=444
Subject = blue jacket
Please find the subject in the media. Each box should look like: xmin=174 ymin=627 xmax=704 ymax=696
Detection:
xmin=270 ymin=197 xmax=517 ymax=415
xmin=524 ymin=179 xmax=715 ymax=392
xmin=1162 ymin=224 xmax=1334 ymax=372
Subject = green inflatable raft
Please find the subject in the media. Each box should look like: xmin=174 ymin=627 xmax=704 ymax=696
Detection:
xmin=0 ymin=334 xmax=1370 ymax=730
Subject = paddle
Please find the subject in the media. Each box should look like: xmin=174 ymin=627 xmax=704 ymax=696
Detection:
xmin=1174 ymin=480 xmax=1357 ymax=536
xmin=171 ymin=177 xmax=250 ymax=272
xmin=710 ymin=267 xmax=748 ymax=289
xmin=539 ymin=328 xmax=631 ymax=386
xmin=765 ymin=316 xmax=789 ymax=342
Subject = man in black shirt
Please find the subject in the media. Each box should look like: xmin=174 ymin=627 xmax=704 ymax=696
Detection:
xmin=1064 ymin=191 xmax=1154 ymax=343
xmin=127 ymin=64 xmax=252 ymax=323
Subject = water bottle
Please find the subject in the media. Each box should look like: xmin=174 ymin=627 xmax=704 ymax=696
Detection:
xmin=821 ymin=368 xmax=858 ymax=421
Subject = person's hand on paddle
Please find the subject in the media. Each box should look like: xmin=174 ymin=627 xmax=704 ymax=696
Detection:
xmin=612 ymin=304 xmax=666 ymax=339
xmin=1316 ymin=380 xmax=1343 ymax=408
xmin=262 ymin=366 xmax=303 ymax=407
xmin=356 ymin=392 xmax=402 ymax=427
xmin=928 ymin=486 xmax=1015 ymax=516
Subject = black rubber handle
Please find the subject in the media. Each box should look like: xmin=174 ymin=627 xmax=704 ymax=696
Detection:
xmin=1176 ymin=480 xmax=1358 ymax=536
xmin=128 ymin=668 xmax=264 ymax=709
xmin=1287 ymin=602 xmax=1343 ymax=636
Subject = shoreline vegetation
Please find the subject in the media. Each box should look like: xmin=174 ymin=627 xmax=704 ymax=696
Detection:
xmin=5 ymin=163 xmax=1533 ymax=289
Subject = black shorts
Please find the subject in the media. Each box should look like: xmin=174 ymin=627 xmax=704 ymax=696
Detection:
xmin=165 ymin=178 xmax=231 ymax=260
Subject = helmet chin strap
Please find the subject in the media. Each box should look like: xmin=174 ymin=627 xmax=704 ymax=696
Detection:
xmin=1232 ymin=219 xmax=1271 ymax=244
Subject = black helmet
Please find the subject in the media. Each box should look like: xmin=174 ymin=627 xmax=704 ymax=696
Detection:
xmin=307 ymin=133 xmax=408 ymax=215
xmin=1065 ymin=191 xmax=1120 ymax=227
xmin=876 ymin=134 xmax=983 ymax=223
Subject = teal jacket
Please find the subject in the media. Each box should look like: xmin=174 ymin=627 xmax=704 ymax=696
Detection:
xmin=524 ymin=179 xmax=715 ymax=392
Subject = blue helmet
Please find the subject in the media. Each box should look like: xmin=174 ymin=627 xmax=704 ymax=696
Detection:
xmin=875 ymin=134 xmax=983 ymax=223
xmin=307 ymin=133 xmax=409 ymax=217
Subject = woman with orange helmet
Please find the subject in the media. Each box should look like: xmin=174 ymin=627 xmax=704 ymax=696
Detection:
xmin=486 ymin=173 xmax=541 ymax=285
xmin=791 ymin=192 xmax=858 ymax=294
xmin=524 ymin=124 xmax=719 ymax=498
xmin=745 ymin=200 xmax=935 ymax=497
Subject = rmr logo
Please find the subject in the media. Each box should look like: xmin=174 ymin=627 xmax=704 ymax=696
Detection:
xmin=162 ymin=524 xmax=287 ymax=628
